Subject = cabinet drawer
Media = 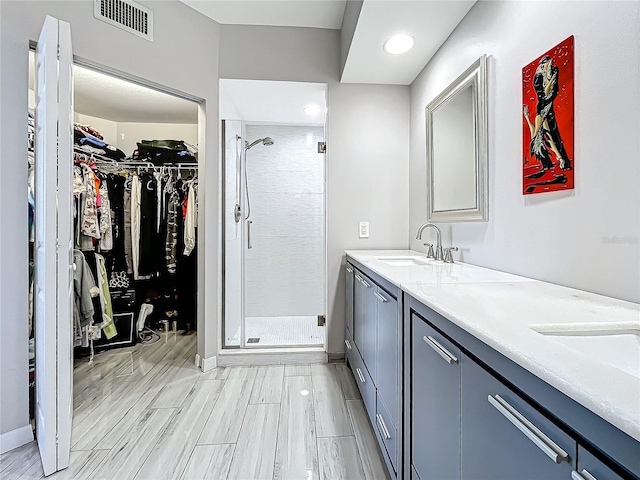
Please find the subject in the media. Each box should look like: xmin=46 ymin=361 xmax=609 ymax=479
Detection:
xmin=462 ymin=357 xmax=576 ymax=479
xmin=412 ymin=313 xmax=461 ymax=480
xmin=376 ymin=287 xmax=398 ymax=426
xmin=351 ymin=345 xmax=376 ymax=426
xmin=376 ymin=393 xmax=397 ymax=473
xmin=575 ymin=446 xmax=625 ymax=480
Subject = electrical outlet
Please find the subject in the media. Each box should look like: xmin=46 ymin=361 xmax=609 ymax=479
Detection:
xmin=359 ymin=221 xmax=369 ymax=239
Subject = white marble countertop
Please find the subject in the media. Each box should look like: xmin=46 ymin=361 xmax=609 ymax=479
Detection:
xmin=345 ymin=250 xmax=640 ymax=442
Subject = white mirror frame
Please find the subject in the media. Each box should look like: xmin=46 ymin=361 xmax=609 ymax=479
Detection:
xmin=426 ymin=55 xmax=488 ymax=222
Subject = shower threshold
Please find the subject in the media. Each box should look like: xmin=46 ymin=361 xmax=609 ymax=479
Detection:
xmin=217 ymin=346 xmax=327 ymax=367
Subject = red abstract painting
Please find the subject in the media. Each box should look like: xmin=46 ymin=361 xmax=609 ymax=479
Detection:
xmin=522 ymin=36 xmax=574 ymax=195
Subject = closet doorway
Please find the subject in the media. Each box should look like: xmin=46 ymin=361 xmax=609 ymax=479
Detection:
xmin=221 ymin=80 xmax=327 ymax=350
xmin=28 ymin=40 xmax=203 ymax=474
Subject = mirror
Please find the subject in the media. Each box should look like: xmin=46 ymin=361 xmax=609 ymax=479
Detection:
xmin=426 ymin=55 xmax=488 ymax=222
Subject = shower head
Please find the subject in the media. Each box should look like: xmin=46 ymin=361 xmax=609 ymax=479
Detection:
xmin=245 ymin=137 xmax=274 ymax=150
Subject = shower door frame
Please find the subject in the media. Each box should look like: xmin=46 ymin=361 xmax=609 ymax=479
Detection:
xmin=222 ymin=120 xmax=327 ymax=350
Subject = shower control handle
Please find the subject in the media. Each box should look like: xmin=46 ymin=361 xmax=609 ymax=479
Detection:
xmin=247 ymin=220 xmax=253 ymax=249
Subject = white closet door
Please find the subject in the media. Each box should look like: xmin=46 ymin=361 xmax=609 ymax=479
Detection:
xmin=34 ymin=15 xmax=74 ymax=476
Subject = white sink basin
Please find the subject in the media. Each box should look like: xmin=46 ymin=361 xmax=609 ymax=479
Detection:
xmin=530 ymin=322 xmax=640 ymax=379
xmin=376 ymin=256 xmax=430 ymax=267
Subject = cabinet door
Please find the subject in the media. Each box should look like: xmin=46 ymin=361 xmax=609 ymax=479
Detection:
xmin=353 ymin=271 xmax=366 ymax=355
xmin=376 ymin=287 xmax=398 ymax=427
xmin=461 ymin=356 xmax=576 ymax=480
xmin=412 ymin=314 xmax=461 ymax=480
xmin=345 ymin=263 xmax=354 ymax=336
xmin=575 ymin=446 xmax=624 ymax=480
xmin=361 ymin=274 xmax=378 ymax=381
xmin=354 ymin=271 xmax=377 ymax=380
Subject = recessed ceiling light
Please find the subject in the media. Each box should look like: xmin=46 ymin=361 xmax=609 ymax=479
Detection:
xmin=384 ymin=34 xmax=415 ymax=55
xmin=303 ymin=104 xmax=321 ymax=115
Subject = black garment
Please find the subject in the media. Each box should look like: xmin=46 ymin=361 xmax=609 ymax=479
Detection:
xmin=137 ymin=173 xmax=166 ymax=277
xmin=137 ymin=173 xmax=158 ymax=276
xmin=133 ymin=140 xmax=197 ymax=165
xmin=103 ymin=174 xmax=128 ymax=282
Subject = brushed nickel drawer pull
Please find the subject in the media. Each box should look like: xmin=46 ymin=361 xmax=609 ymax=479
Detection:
xmin=571 ymin=470 xmax=597 ymax=480
xmin=423 ymin=335 xmax=458 ymax=364
xmin=488 ymin=394 xmax=569 ymax=465
xmin=374 ymin=291 xmax=388 ymax=303
xmin=376 ymin=414 xmax=392 ymax=440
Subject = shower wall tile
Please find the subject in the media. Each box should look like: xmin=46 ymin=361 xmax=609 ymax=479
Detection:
xmin=289 ymin=169 xmax=324 ymax=194
xmin=245 ymin=125 xmax=325 ymax=318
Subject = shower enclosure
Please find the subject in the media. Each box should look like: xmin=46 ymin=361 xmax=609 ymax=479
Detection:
xmin=222 ymin=121 xmax=326 ymax=348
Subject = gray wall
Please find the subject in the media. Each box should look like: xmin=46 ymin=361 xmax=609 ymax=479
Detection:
xmin=0 ymin=0 xmax=220 ymax=440
xmin=409 ymin=0 xmax=640 ymax=303
xmin=339 ymin=0 xmax=363 ymax=78
xmin=220 ymin=24 xmax=410 ymax=355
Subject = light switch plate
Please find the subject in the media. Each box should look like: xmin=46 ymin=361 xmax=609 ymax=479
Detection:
xmin=359 ymin=222 xmax=369 ymax=238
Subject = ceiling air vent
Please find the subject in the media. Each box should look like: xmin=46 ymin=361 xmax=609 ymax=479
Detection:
xmin=94 ymin=0 xmax=153 ymax=42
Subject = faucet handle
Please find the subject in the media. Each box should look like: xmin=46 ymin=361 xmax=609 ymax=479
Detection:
xmin=423 ymin=243 xmax=435 ymax=259
xmin=443 ymin=247 xmax=458 ymax=263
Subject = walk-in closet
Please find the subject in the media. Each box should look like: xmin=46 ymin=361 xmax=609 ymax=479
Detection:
xmin=27 ymin=49 xmax=202 ymax=456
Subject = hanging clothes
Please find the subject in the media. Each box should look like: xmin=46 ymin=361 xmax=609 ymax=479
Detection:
xmin=183 ymin=182 xmax=197 ymax=256
xmin=99 ymin=181 xmax=113 ymax=251
xmin=105 ymin=174 xmax=129 ymax=289
xmin=73 ymin=249 xmax=98 ymax=347
xmin=123 ymin=187 xmax=134 ymax=275
xmin=165 ymin=190 xmax=180 ymax=274
xmin=131 ymin=174 xmax=145 ymax=280
xmin=138 ymin=172 xmax=159 ymax=276
xmin=96 ymin=254 xmax=117 ymax=339
xmin=81 ymin=164 xmax=100 ymax=240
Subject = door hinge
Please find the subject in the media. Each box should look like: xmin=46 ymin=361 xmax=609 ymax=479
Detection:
xmin=317 ymin=315 xmax=326 ymax=326
xmin=317 ymin=142 xmax=326 ymax=153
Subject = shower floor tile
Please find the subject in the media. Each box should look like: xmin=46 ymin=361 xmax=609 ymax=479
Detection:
xmin=230 ymin=316 xmax=325 ymax=347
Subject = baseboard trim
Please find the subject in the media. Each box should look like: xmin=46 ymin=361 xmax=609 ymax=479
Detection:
xmin=217 ymin=348 xmax=327 ymax=367
xmin=0 ymin=424 xmax=34 ymax=454
xmin=200 ymin=355 xmax=217 ymax=372
xmin=328 ymin=352 xmax=345 ymax=363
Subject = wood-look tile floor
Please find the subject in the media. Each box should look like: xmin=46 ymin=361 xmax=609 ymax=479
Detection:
xmin=1 ymin=332 xmax=389 ymax=480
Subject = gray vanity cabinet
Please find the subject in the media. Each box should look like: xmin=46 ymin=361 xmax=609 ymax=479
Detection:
xmin=411 ymin=313 xmax=461 ymax=480
xmin=346 ymin=258 xmax=403 ymax=480
xmin=575 ymin=446 xmax=624 ymax=480
xmin=461 ymin=357 xmax=576 ymax=480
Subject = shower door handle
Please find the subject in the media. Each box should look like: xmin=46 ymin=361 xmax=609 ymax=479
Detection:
xmin=247 ymin=220 xmax=253 ymax=249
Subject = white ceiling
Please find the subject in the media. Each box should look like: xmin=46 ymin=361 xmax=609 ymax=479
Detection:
xmin=179 ymin=0 xmax=347 ymax=29
xmin=179 ymin=0 xmax=475 ymax=85
xmin=221 ymin=79 xmax=326 ymax=125
xmin=341 ymin=0 xmax=476 ymax=85
xmin=73 ymin=66 xmax=198 ymax=123
xmin=29 ymin=51 xmax=198 ymax=124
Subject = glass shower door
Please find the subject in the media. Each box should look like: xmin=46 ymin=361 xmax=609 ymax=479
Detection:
xmin=242 ymin=124 xmax=325 ymax=347
xmin=222 ymin=120 xmax=243 ymax=347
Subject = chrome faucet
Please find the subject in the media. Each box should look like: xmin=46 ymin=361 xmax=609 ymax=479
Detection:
xmin=416 ymin=223 xmax=444 ymax=261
